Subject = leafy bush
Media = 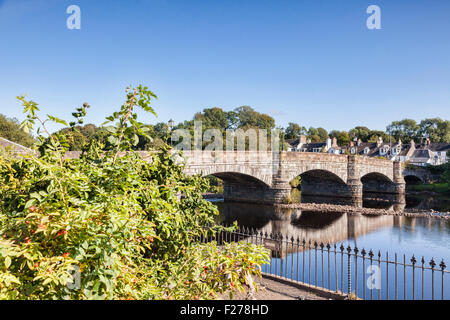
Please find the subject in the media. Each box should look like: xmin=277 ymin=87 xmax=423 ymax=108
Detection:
xmin=0 ymin=86 xmax=268 ymax=299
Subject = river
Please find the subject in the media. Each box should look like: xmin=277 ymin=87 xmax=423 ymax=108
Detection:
xmin=210 ymin=194 xmax=450 ymax=299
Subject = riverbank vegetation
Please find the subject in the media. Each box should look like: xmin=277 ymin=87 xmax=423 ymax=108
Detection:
xmin=410 ymin=183 xmax=449 ymax=194
xmin=408 ymin=162 xmax=450 ymax=194
xmin=0 ymin=86 xmax=269 ymax=300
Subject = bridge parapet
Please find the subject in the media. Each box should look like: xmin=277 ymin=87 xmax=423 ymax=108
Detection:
xmin=58 ymin=150 xmax=406 ymax=206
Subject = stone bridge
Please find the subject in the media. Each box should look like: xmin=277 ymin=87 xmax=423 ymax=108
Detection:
xmin=402 ymin=168 xmax=440 ymax=185
xmin=58 ymin=150 xmax=406 ymax=206
xmin=178 ymin=151 xmax=406 ymax=206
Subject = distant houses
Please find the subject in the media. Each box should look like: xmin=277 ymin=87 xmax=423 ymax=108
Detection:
xmin=286 ymin=135 xmax=450 ymax=166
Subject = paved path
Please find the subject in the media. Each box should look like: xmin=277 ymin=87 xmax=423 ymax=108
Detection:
xmin=220 ymin=277 xmax=328 ymax=300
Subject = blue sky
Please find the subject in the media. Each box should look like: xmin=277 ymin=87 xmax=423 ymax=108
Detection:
xmin=0 ymin=0 xmax=449 ymax=133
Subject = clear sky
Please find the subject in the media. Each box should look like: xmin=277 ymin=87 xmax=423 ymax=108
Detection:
xmin=0 ymin=0 xmax=449 ymax=133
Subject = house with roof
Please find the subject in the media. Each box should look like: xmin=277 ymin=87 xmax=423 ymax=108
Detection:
xmin=286 ymin=134 xmax=450 ymax=166
xmin=350 ymin=137 xmax=450 ymax=166
xmin=286 ymin=135 xmax=341 ymax=154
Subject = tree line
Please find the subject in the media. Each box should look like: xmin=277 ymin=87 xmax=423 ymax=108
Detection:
xmin=1 ymin=108 xmax=449 ymax=151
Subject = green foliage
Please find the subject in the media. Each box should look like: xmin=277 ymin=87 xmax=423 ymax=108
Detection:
xmin=0 ymin=86 xmax=269 ymax=300
xmin=387 ymin=118 xmax=450 ymax=143
xmin=411 ymin=183 xmax=449 ymax=194
xmin=418 ymin=118 xmax=450 ymax=143
xmin=289 ymin=176 xmax=302 ymax=188
xmin=386 ymin=119 xmax=420 ymax=143
xmin=441 ymin=172 xmax=450 ymax=185
xmin=285 ymin=123 xmax=305 ymax=140
xmin=206 ymin=176 xmax=224 ymax=194
xmin=329 ymin=130 xmax=350 ymax=146
xmin=0 ymin=114 xmax=36 ymax=148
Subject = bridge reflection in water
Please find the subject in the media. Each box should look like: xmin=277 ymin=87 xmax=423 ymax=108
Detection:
xmin=214 ymin=194 xmax=450 ymax=258
xmin=216 ymin=202 xmax=396 ymax=257
xmin=212 ymin=196 xmax=450 ymax=299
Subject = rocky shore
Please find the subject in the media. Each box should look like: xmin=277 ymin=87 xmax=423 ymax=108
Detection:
xmin=275 ymin=202 xmax=450 ymax=220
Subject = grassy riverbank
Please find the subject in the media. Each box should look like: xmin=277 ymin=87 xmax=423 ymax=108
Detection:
xmin=410 ymin=183 xmax=450 ymax=194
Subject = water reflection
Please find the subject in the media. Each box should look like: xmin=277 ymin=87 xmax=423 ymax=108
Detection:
xmin=214 ymin=199 xmax=450 ymax=256
xmin=211 ymin=195 xmax=450 ymax=300
xmin=405 ymin=195 xmax=450 ymax=212
xmin=216 ymin=202 xmax=395 ymax=249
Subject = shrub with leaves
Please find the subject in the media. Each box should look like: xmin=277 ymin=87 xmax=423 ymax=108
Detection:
xmin=0 ymin=86 xmax=269 ymax=299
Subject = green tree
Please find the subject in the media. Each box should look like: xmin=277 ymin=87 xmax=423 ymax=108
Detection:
xmin=196 ymin=107 xmax=229 ymax=129
xmin=316 ymin=128 xmax=329 ymax=142
xmin=349 ymin=126 xmax=371 ymax=142
xmin=329 ymin=130 xmax=350 ymax=146
xmin=0 ymin=114 xmax=36 ymax=148
xmin=234 ymin=106 xmax=275 ymax=130
xmin=367 ymin=130 xmax=396 ymax=144
xmin=387 ymin=119 xmax=420 ymax=143
xmin=419 ymin=118 xmax=450 ymax=143
xmin=285 ymin=122 xmax=305 ymax=140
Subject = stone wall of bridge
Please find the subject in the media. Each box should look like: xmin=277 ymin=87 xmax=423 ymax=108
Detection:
xmin=62 ymin=150 xmax=406 ymax=206
xmin=179 ymin=151 xmax=406 ymax=206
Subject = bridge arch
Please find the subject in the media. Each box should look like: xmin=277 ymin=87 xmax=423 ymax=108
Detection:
xmin=290 ymin=169 xmax=351 ymax=198
xmin=297 ymin=169 xmax=347 ymax=185
xmin=185 ymin=164 xmax=272 ymax=187
xmin=204 ymin=171 xmax=270 ymax=188
xmin=285 ymin=165 xmax=348 ymax=186
xmin=404 ymin=175 xmax=423 ymax=186
xmin=361 ymin=172 xmax=396 ymax=194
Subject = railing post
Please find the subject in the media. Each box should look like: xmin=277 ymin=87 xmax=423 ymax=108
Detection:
xmin=314 ymin=241 xmax=318 ymax=287
xmin=411 ymin=255 xmax=417 ymax=300
xmin=430 ymin=258 xmax=436 ymax=300
xmin=421 ymin=257 xmax=425 ymax=300
xmin=327 ymin=243 xmax=331 ymax=291
xmin=440 ymin=260 xmax=446 ymax=300
xmin=369 ymin=250 xmax=374 ymax=300
xmin=340 ymin=244 xmax=344 ymax=294
xmin=354 ymin=246 xmax=359 ymax=298
xmin=361 ymin=249 xmax=366 ymax=300
xmin=347 ymin=245 xmax=352 ymax=296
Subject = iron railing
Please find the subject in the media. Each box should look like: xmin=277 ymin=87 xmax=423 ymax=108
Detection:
xmin=201 ymin=224 xmax=449 ymax=300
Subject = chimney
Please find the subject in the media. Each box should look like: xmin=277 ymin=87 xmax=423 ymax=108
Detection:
xmin=299 ymin=135 xmax=307 ymax=145
xmin=377 ymin=136 xmax=383 ymax=148
xmin=306 ymin=138 xmax=312 ymax=144
xmin=349 ymin=141 xmax=354 ymax=147
xmin=357 ymin=139 xmax=362 ymax=146
xmin=326 ymin=138 xmax=332 ymax=149
xmin=398 ymin=139 xmax=402 ymax=146
xmin=405 ymin=139 xmax=416 ymax=159
xmin=297 ymin=135 xmax=307 ymax=149
xmin=332 ymin=137 xmax=338 ymax=148
xmin=426 ymin=138 xmax=431 ymax=146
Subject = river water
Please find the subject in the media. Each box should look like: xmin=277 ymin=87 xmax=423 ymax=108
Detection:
xmin=211 ymin=195 xmax=450 ymax=300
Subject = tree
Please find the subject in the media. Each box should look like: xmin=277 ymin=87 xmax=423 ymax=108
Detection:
xmin=0 ymin=113 xmax=36 ymax=148
xmin=329 ymin=130 xmax=349 ymax=146
xmin=233 ymin=106 xmax=275 ymax=130
xmin=367 ymin=130 xmax=395 ymax=144
xmin=387 ymin=119 xmax=420 ymax=143
xmin=199 ymin=107 xmax=229 ymax=129
xmin=285 ymin=122 xmax=305 ymax=140
xmin=349 ymin=126 xmax=371 ymax=142
xmin=419 ymin=118 xmax=450 ymax=143
xmin=316 ymin=128 xmax=329 ymax=142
